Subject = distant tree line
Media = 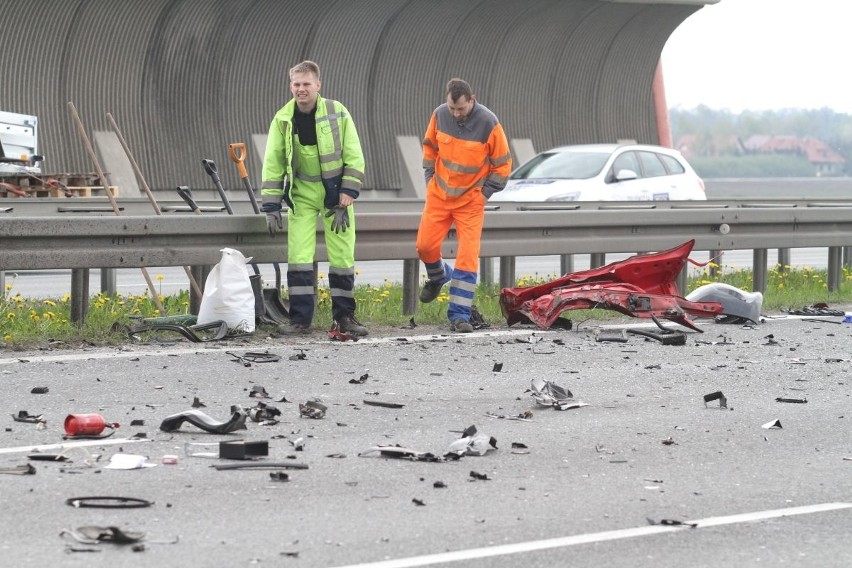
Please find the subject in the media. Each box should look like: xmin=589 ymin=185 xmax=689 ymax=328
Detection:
xmin=669 ymin=106 xmax=852 ymax=177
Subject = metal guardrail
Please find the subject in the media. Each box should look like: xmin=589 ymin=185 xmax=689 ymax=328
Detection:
xmin=2 ymin=199 xmax=852 ymax=321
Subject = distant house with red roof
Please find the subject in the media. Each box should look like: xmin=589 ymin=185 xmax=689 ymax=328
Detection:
xmin=742 ymin=135 xmax=846 ymax=176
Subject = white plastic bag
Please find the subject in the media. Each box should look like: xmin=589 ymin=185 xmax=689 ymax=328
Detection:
xmin=197 ymin=248 xmax=255 ymax=332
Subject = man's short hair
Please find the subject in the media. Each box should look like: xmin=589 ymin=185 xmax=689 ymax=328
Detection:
xmin=446 ymin=78 xmax=473 ymax=102
xmin=290 ymin=60 xmax=321 ymax=81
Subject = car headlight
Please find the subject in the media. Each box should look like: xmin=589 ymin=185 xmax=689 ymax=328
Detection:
xmin=546 ymin=192 xmax=580 ymax=202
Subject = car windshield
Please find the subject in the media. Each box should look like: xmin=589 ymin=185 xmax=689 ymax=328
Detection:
xmin=510 ymin=151 xmax=609 ymax=180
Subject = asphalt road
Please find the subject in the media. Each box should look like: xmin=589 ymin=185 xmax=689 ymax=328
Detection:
xmin=1 ymin=313 xmax=850 ymax=567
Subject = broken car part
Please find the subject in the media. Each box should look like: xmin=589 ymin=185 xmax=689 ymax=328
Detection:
xmin=775 ymin=397 xmax=807 ymax=404
xmin=0 ymin=463 xmax=36 ymax=475
xmin=362 ymin=400 xmax=405 ymax=409
xmin=127 ymin=319 xmax=230 ymax=343
xmin=219 ymin=440 xmax=269 ymax=460
xmin=159 ymin=406 xmax=247 ymax=434
xmin=60 ymin=526 xmax=145 ymax=545
xmin=685 ymin=283 xmax=763 ymax=324
xmin=299 ymin=401 xmax=327 ymax=419
xmin=445 ymin=425 xmax=498 ymax=457
xmin=500 ymin=240 xmax=723 ymax=331
xmin=11 ymin=410 xmax=46 ymax=424
xmin=358 ymin=445 xmax=443 ymax=462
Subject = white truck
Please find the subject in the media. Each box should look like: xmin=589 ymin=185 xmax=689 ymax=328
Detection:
xmin=0 ymin=110 xmax=41 ymax=175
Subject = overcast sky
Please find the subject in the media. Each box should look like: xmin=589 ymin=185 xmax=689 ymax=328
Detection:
xmin=661 ymin=0 xmax=851 ymax=114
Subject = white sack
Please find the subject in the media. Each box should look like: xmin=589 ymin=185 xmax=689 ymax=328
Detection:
xmin=197 ymin=248 xmax=255 ymax=332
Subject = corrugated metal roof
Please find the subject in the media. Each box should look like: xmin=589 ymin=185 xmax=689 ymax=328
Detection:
xmin=0 ymin=0 xmax=705 ymax=192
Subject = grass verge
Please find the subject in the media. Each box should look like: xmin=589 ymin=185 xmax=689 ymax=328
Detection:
xmin=1 ymin=263 xmax=851 ymax=349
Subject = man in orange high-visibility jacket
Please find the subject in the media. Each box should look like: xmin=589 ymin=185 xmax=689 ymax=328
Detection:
xmin=416 ymin=78 xmax=512 ymax=333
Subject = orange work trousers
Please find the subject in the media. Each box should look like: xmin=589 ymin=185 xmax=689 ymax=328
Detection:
xmin=415 ymin=185 xmax=486 ymax=274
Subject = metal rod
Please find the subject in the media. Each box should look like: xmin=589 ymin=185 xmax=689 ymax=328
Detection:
xmin=106 ymin=112 xmax=203 ymax=299
xmin=67 ymin=101 xmax=165 ymax=314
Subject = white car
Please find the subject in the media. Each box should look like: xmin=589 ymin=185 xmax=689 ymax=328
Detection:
xmin=490 ymin=144 xmax=706 ymax=202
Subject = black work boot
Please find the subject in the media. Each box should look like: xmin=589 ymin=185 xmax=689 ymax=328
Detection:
xmin=419 ymin=280 xmax=444 ymax=303
xmin=338 ymin=314 xmax=368 ymax=337
xmin=450 ymin=318 xmax=473 ymax=333
xmin=276 ymin=322 xmax=311 ymax=335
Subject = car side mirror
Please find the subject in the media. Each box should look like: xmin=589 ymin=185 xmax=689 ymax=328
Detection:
xmin=613 ymin=169 xmax=638 ymax=182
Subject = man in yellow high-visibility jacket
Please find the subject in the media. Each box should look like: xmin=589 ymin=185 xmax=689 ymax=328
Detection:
xmin=261 ymin=60 xmax=367 ymax=336
xmin=416 ymin=78 xmax=512 ymax=332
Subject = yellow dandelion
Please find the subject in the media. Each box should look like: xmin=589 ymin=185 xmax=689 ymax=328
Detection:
xmin=31 ymin=314 xmax=40 ymax=322
xmin=3 ymin=334 xmax=11 ymax=341
xmin=156 ymin=274 xmax=164 ymax=281
xmin=6 ymin=312 xmax=15 ymax=319
xmin=4 ymin=284 xmax=11 ymax=291
xmin=43 ymin=299 xmax=57 ymax=307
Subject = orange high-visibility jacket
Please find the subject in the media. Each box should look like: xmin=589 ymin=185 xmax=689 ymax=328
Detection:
xmin=422 ymin=102 xmax=512 ymax=199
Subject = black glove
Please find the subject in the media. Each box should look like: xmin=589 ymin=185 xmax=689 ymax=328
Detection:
xmin=265 ymin=209 xmax=283 ymax=236
xmin=325 ymin=206 xmax=350 ymax=234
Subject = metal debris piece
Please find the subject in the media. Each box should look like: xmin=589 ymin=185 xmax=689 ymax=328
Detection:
xmin=469 ymin=470 xmax=490 ymax=481
xmin=0 ymin=463 xmax=36 ymax=475
xmin=661 ymin=437 xmax=677 ymax=446
xmin=762 ymin=419 xmax=783 ymax=429
xmin=412 ymin=498 xmax=426 ymax=506
xmin=219 ymin=440 xmax=269 ymax=460
xmin=299 ymin=400 xmax=327 ymax=419
xmin=289 ymin=350 xmax=307 ymax=361
xmin=249 ymin=385 xmax=271 ymax=399
xmin=11 ymin=410 xmax=46 ymax=424
xmin=784 ymin=303 xmax=844 ymax=317
xmin=596 ymin=332 xmax=628 ymax=343
xmin=248 ymin=401 xmax=281 ymax=422
xmin=358 ymin=445 xmax=443 ymax=462
xmin=269 ymin=471 xmax=290 ymax=482
xmin=703 ymin=391 xmax=728 ymax=409
xmin=61 ymin=526 xmax=145 ymax=545
xmin=30 ymin=386 xmax=49 ymax=394
xmin=775 ymin=397 xmax=807 ymax=404
xmin=130 ymin=419 xmax=145 ymax=426
xmin=445 ymin=425 xmax=498 ymax=458
xmin=66 ymin=496 xmax=153 ymax=509
xmin=362 ymin=400 xmax=405 ymax=409
xmin=531 ymin=378 xmax=586 ymax=410
xmin=492 ymin=362 xmax=503 ymax=372
xmin=433 ymin=481 xmax=447 ymax=489
xmin=228 ymin=351 xmax=281 ymax=365
xmin=213 ymin=461 xmax=308 ymax=471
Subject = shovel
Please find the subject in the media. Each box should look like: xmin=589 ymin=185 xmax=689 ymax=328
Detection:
xmin=227 ymin=143 xmax=260 ymax=214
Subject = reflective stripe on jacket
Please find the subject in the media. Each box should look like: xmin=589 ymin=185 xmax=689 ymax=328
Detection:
xmin=261 ymin=95 xmax=365 ymax=209
xmin=422 ymin=102 xmax=512 ymax=199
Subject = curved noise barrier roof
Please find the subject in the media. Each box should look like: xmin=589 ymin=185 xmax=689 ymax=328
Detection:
xmin=1 ymin=0 xmax=700 ymax=192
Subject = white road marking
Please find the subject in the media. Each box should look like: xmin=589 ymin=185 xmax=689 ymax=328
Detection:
xmin=0 ymin=437 xmax=150 ymax=455
xmin=332 ymin=502 xmax=852 ymax=568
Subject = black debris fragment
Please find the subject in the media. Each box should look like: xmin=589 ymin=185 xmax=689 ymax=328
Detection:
xmin=349 ymin=371 xmax=369 ymax=384
xmin=358 ymin=445 xmax=443 ymax=462
xmin=60 ymin=526 xmax=145 ymax=545
xmin=362 ymin=400 xmax=405 ymax=409
xmin=66 ymin=496 xmax=153 ymax=509
xmin=412 ymin=498 xmax=426 ymax=506
xmin=30 ymin=386 xmax=49 ymax=394
xmin=469 ymin=471 xmax=490 ymax=481
xmin=289 ymin=350 xmax=307 ymax=361
xmin=130 ymin=419 xmax=145 ymax=426
xmin=492 ymin=362 xmax=503 ymax=372
xmin=661 ymin=437 xmax=677 ymax=446
xmin=11 ymin=410 xmax=46 ymax=424
xmin=646 ymin=518 xmax=697 ymax=528
xmin=249 ymin=385 xmax=271 ymax=399
xmin=762 ymin=419 xmax=783 ymax=429
xmin=703 ymin=391 xmax=727 ymax=409
xmin=433 ymin=481 xmax=447 ymax=489
xmin=775 ymin=397 xmax=807 ymax=404
xmin=219 ymin=440 xmax=269 ymax=460
xmin=248 ymin=401 xmax=282 ymax=423
xmin=269 ymin=472 xmax=290 ymax=482
xmin=784 ymin=303 xmax=844 ymax=317
xmin=159 ymin=407 xmax=247 ymax=434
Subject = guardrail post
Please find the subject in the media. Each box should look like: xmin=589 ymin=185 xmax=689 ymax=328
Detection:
xmin=559 ymin=254 xmax=573 ymax=276
xmin=480 ymin=257 xmax=494 ymax=286
xmin=752 ymin=249 xmax=768 ymax=293
xmin=827 ymin=246 xmax=842 ymax=291
xmin=189 ymin=265 xmax=211 ymax=315
xmin=843 ymin=246 xmax=852 ymax=268
xmin=590 ymin=253 xmax=606 ymax=268
xmin=777 ymin=248 xmax=790 ymax=272
xmin=677 ymin=264 xmax=688 ymax=295
xmin=499 ymin=256 xmax=516 ymax=289
xmin=0 ymin=271 xmax=4 ymax=292
xmin=70 ymin=268 xmax=90 ymax=323
xmin=402 ymin=259 xmax=419 ymax=315
xmin=100 ymin=268 xmax=117 ymax=295
xmin=709 ymin=250 xmax=723 ymax=277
